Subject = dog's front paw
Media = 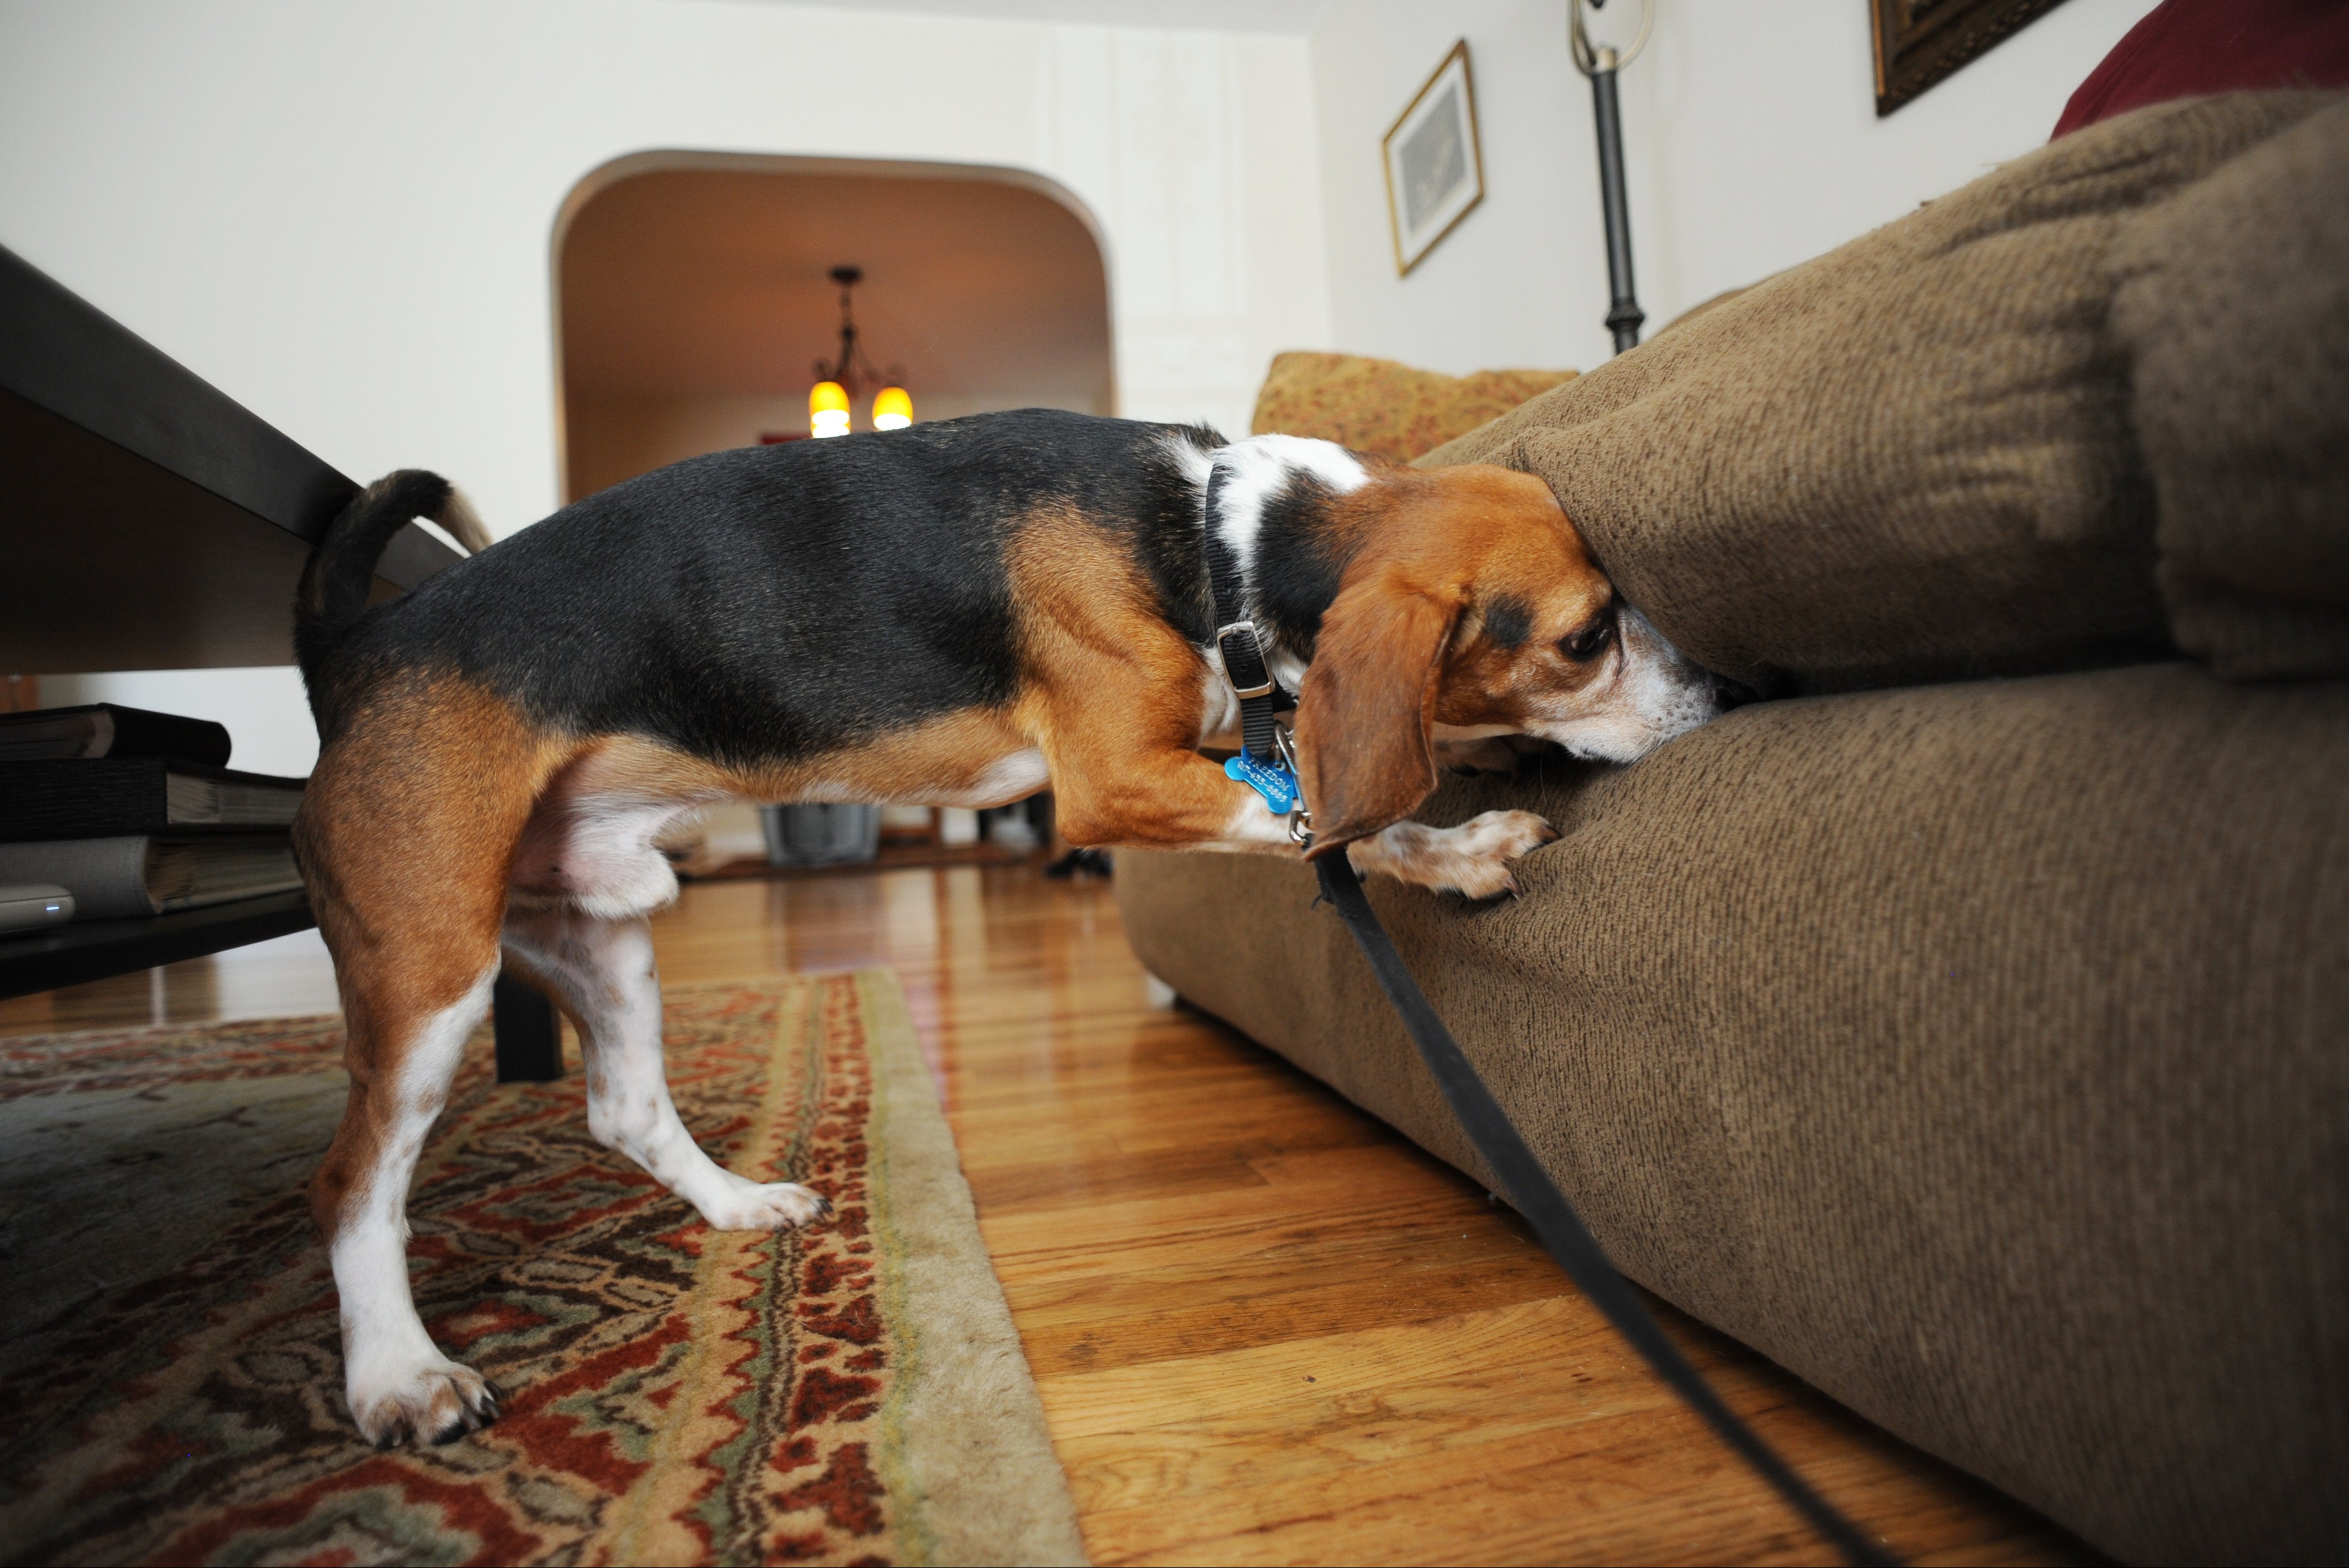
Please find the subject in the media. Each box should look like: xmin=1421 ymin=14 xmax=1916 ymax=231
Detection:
xmin=1437 ymin=809 xmax=1558 ymax=897
xmin=1348 ymin=810 xmax=1557 ymax=898
xmin=347 ymin=1352 xmax=500 ymax=1448
xmin=695 ymin=1176 xmax=833 ymax=1233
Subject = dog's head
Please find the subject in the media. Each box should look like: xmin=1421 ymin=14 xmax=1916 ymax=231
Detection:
xmin=1295 ymin=462 xmax=1722 ymax=855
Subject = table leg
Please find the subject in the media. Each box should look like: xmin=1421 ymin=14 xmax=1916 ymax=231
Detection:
xmin=493 ymin=972 xmax=563 ymax=1082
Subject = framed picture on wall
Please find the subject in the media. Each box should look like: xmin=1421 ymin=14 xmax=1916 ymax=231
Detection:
xmin=1870 ymin=0 xmax=2075 ymax=116
xmin=1383 ymin=40 xmax=1484 ymax=276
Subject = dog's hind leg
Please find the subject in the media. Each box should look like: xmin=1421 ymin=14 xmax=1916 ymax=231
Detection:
xmin=317 ymin=962 xmax=500 ymax=1446
xmin=500 ymin=907 xmax=830 ymax=1231
xmin=298 ymin=683 xmax=558 ymax=1446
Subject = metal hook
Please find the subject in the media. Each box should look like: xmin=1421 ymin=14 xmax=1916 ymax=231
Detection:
xmin=1570 ymin=0 xmax=1651 ymax=77
xmin=1274 ymin=723 xmax=1314 ymax=848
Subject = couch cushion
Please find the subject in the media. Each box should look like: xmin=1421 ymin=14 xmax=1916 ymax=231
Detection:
xmin=1116 ymin=665 xmax=2349 ymax=1564
xmin=1421 ymin=92 xmax=2337 ymax=694
xmin=2112 ymin=96 xmax=2349 ymax=678
xmin=1250 ymin=350 xmax=1575 ymax=462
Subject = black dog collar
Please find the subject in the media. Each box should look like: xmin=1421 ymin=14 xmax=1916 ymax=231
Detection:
xmin=1203 ymin=453 xmax=1311 ymax=841
xmin=1201 ymin=454 xmax=1293 ymax=764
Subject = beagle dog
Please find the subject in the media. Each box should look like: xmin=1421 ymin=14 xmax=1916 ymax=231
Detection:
xmin=291 ymin=408 xmax=1725 ymax=1446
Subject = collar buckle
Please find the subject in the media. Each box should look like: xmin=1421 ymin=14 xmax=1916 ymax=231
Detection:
xmin=1216 ymin=619 xmax=1278 ymax=700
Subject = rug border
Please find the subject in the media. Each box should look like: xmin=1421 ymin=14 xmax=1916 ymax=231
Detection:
xmin=855 ymin=968 xmax=1089 ymax=1568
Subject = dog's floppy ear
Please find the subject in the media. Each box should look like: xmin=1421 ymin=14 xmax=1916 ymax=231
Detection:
xmin=1295 ymin=572 xmax=1463 ymax=858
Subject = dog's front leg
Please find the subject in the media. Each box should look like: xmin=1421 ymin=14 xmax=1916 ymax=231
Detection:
xmin=1050 ymin=745 xmax=1300 ymax=856
xmin=1051 ymin=746 xmax=1550 ymax=895
xmin=1431 ymin=733 xmax=1522 ymax=776
xmin=501 ymin=908 xmax=830 ymax=1231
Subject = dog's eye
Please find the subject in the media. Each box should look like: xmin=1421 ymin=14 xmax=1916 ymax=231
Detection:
xmin=1559 ymin=622 xmax=1613 ymax=660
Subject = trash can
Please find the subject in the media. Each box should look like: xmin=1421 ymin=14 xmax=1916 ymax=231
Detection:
xmin=760 ymin=803 xmax=881 ymax=867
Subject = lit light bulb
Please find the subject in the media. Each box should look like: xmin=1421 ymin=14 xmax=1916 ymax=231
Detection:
xmin=872 ymin=385 xmax=913 ymax=431
xmin=809 ymin=379 xmax=851 ymax=438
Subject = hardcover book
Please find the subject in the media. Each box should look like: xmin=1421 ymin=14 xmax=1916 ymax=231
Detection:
xmin=0 ymin=703 xmax=234 ymax=766
xmin=0 ymin=835 xmax=301 ymax=920
xmin=0 ymin=759 xmax=304 ymax=842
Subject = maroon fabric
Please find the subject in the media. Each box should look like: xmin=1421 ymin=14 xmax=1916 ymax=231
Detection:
xmin=2054 ymin=0 xmax=2349 ymax=138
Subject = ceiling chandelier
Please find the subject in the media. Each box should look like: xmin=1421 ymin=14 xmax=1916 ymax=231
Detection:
xmin=808 ymin=265 xmax=911 ymax=438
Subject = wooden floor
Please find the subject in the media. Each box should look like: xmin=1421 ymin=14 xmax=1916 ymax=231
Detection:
xmin=0 ymin=865 xmax=2092 ymax=1567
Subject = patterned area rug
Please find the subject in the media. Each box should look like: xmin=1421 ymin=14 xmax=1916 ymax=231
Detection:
xmin=0 ymin=973 xmax=1084 ymax=1567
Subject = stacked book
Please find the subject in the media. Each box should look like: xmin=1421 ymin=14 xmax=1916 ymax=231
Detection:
xmin=0 ymin=703 xmax=306 ymax=934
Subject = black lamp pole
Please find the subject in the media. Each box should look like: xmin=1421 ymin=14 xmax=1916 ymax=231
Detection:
xmin=817 ymin=264 xmax=865 ymax=394
xmin=1573 ymin=0 xmax=1651 ymax=355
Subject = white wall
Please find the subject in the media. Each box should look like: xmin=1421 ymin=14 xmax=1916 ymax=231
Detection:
xmin=1309 ymin=0 xmax=2163 ymax=376
xmin=1311 ymin=1 xmax=1605 ymax=375
xmin=0 ymin=0 xmax=1333 ymax=768
xmin=6 ymin=0 xmax=2170 ymax=775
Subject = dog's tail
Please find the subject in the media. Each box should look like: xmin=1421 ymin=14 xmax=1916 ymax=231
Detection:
xmin=293 ymin=470 xmax=490 ymax=692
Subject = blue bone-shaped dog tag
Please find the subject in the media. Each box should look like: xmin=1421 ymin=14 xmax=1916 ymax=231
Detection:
xmin=1225 ymin=750 xmax=1299 ymax=815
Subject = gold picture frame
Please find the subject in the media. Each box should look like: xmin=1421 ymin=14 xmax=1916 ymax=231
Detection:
xmin=1383 ymin=40 xmax=1485 ymax=277
xmin=1870 ymin=0 xmax=2077 ymax=116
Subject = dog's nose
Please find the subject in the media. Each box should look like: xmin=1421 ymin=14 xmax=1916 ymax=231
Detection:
xmin=1710 ymin=674 xmax=1759 ymax=712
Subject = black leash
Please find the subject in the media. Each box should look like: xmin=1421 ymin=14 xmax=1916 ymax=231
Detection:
xmin=1312 ymin=858 xmax=1896 ymax=1567
xmin=1199 ymin=453 xmax=1883 ymax=1560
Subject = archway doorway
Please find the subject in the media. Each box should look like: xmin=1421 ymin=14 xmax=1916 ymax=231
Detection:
xmin=553 ymin=154 xmax=1115 ymax=867
xmin=555 ymin=153 xmax=1115 ymax=503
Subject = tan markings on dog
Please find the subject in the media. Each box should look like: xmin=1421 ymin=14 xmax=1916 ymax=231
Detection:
xmin=1002 ymin=504 xmax=1273 ymax=850
xmin=743 ymin=707 xmax=1038 ymax=805
xmin=505 ymin=709 xmax=1043 ymax=916
xmin=295 ymin=675 xmax=573 ymax=1243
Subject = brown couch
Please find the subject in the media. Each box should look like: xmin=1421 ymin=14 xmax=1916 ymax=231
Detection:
xmin=1118 ymin=93 xmax=2349 ymax=1565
